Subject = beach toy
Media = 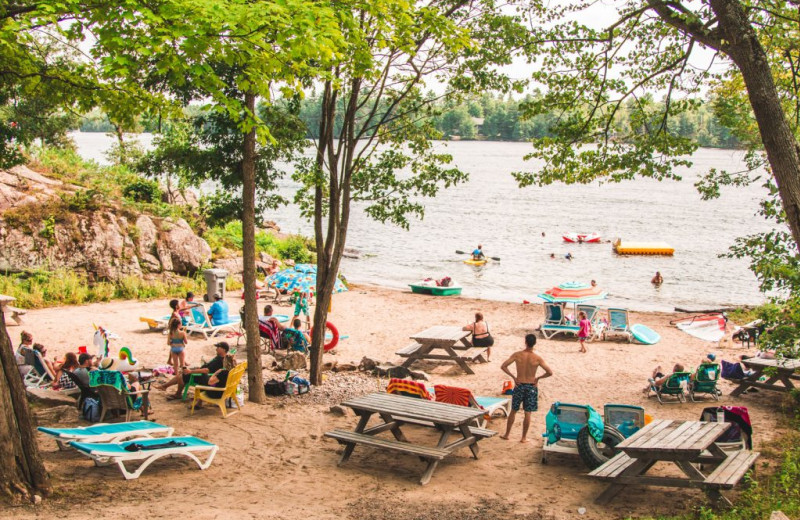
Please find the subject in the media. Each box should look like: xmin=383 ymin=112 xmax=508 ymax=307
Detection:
xmin=119 ymin=347 xmax=137 ymax=366
xmin=631 ymin=324 xmax=660 ymax=345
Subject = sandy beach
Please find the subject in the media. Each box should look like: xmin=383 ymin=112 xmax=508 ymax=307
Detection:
xmin=9 ymin=285 xmax=788 ymax=520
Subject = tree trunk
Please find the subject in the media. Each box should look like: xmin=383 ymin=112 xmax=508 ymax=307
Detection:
xmin=242 ymin=91 xmax=265 ymax=403
xmin=0 ymin=311 xmax=51 ymax=501
xmin=710 ymin=0 xmax=800 ymax=251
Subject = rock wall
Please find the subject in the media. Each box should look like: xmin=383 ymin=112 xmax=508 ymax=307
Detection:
xmin=0 ymin=165 xmax=211 ymax=280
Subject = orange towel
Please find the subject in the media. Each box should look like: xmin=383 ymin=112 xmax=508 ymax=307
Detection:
xmin=387 ymin=378 xmax=432 ymax=400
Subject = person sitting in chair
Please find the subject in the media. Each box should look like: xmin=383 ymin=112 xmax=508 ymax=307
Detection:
xmin=207 ymin=293 xmax=230 ymax=325
xmin=156 ymin=342 xmax=230 ymax=400
xmin=644 ymin=363 xmax=684 ymax=394
xmin=73 ymin=353 xmax=94 ymax=386
xmin=282 ymin=319 xmax=310 ymax=353
xmin=178 ymin=292 xmax=198 ymax=324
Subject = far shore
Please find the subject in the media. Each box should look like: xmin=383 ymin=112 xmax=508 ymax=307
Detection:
xmin=11 ymin=283 xmax=784 ymax=520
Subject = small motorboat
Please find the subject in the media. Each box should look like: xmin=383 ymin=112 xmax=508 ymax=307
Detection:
xmin=562 ymin=232 xmax=601 ymax=243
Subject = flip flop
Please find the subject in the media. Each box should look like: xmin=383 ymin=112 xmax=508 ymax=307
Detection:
xmin=166 ymin=394 xmax=181 ymax=401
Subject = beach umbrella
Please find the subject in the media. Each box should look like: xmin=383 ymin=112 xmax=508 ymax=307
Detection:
xmin=537 ymin=281 xmax=607 ymax=304
xmin=266 ymin=263 xmax=348 ymax=294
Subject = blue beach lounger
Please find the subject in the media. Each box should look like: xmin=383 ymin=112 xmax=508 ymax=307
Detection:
xmin=38 ymin=421 xmax=175 ymax=451
xmin=540 ymin=302 xmax=580 ymax=339
xmin=69 ymin=436 xmax=218 ymax=480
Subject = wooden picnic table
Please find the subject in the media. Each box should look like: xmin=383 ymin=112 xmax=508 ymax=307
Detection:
xmin=396 ymin=325 xmax=487 ymax=375
xmin=730 ymin=357 xmax=800 ymax=397
xmin=324 ymin=392 xmax=495 ymax=485
xmin=0 ymin=294 xmax=25 ymax=325
xmin=590 ymin=419 xmax=759 ymax=508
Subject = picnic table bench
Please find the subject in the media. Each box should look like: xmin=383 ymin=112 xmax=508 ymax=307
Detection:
xmin=730 ymin=357 xmax=800 ymax=397
xmin=324 ymin=392 xmax=495 ymax=485
xmin=589 ymin=419 xmax=759 ymax=508
xmin=396 ymin=325 xmax=488 ymax=375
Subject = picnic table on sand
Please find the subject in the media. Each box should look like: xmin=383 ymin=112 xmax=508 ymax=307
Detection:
xmin=395 ymin=325 xmax=488 ymax=375
xmin=590 ymin=419 xmax=759 ymax=508
xmin=324 ymin=392 xmax=496 ymax=485
xmin=731 ymin=357 xmax=800 ymax=397
xmin=0 ymin=294 xmax=25 ymax=325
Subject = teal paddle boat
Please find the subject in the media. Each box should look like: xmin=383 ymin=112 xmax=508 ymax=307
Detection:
xmin=409 ymin=284 xmax=462 ymax=296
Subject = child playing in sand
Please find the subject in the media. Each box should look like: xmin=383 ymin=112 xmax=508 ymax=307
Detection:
xmin=577 ymin=311 xmax=591 ymax=353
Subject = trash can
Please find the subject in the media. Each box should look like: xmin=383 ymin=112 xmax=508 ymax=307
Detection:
xmin=203 ymin=268 xmax=228 ymax=302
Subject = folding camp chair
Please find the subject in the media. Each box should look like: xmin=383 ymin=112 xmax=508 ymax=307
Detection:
xmin=90 ymin=370 xmax=150 ymax=422
xmin=64 ymin=370 xmax=99 ymax=410
xmin=23 ymin=348 xmax=55 ymax=388
xmin=647 ymin=371 xmax=692 ymax=404
xmin=69 ymin=436 xmax=218 ymax=480
xmin=603 ymin=308 xmax=633 ymax=342
xmin=690 ymin=362 xmax=722 ymax=402
xmin=38 ymin=421 xmax=175 ymax=451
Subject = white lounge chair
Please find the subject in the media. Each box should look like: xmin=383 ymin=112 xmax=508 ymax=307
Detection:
xmin=38 ymin=421 xmax=175 ymax=451
xmin=540 ymin=302 xmax=580 ymax=339
xmin=69 ymin=436 xmax=218 ymax=480
xmin=602 ymin=308 xmax=633 ymax=342
xmin=185 ymin=306 xmax=240 ymax=339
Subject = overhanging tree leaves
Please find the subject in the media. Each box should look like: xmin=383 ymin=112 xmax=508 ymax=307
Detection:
xmin=517 ymin=0 xmax=800 ymax=254
xmin=294 ymin=0 xmax=529 ymax=385
xmin=90 ymin=0 xmax=340 ymax=402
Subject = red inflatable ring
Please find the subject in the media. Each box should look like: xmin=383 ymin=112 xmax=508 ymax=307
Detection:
xmin=311 ymin=321 xmax=339 ymax=351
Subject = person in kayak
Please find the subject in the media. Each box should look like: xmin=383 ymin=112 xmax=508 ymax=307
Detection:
xmin=472 ymin=245 xmax=485 ymax=261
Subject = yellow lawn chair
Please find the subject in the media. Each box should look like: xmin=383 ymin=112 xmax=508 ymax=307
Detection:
xmin=190 ymin=362 xmax=247 ymax=419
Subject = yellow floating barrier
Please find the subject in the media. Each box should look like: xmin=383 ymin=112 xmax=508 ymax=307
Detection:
xmin=613 ymin=239 xmax=674 ymax=256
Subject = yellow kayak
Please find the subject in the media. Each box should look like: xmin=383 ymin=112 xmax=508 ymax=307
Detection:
xmin=463 ymin=258 xmax=488 ymax=266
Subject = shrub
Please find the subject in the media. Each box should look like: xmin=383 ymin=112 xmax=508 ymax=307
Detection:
xmin=123 ymin=179 xmax=162 ymax=203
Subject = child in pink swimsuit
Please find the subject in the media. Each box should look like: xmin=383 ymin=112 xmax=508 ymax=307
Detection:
xmin=578 ymin=311 xmax=591 ymax=353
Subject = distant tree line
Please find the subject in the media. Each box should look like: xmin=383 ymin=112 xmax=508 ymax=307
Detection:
xmin=294 ymin=92 xmax=742 ymax=148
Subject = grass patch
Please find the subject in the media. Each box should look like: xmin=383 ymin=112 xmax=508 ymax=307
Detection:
xmin=205 ymin=221 xmax=315 ymax=263
xmin=0 ymin=269 xmax=205 ymax=309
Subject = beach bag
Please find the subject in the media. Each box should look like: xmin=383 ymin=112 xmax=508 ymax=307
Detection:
xmin=264 ymin=379 xmax=285 ymax=396
xmin=501 ymin=380 xmax=514 ymax=395
xmin=291 ymin=376 xmax=310 ymax=395
xmin=81 ymin=397 xmax=101 ymax=423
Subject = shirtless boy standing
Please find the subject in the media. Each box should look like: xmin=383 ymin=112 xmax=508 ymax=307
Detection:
xmin=500 ymin=334 xmax=553 ymax=443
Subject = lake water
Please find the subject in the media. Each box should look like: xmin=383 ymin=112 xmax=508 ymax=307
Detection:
xmin=72 ymin=131 xmax=775 ymax=312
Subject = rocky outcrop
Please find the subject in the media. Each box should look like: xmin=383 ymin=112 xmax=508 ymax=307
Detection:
xmin=0 ymin=166 xmax=211 ymax=280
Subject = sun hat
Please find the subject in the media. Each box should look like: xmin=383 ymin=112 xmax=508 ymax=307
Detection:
xmin=99 ymin=357 xmax=115 ymax=370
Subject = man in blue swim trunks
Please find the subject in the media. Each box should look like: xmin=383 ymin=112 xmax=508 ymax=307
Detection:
xmin=500 ymin=334 xmax=553 ymax=443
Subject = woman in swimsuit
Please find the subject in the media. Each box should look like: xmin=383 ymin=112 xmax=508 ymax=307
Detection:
xmin=166 ymin=318 xmax=189 ymax=375
xmin=463 ymin=311 xmax=494 ymax=361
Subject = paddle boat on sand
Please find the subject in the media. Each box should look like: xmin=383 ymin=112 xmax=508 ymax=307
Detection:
xmin=409 ymin=277 xmax=462 ymax=296
xmin=563 ymin=232 xmax=601 ymax=243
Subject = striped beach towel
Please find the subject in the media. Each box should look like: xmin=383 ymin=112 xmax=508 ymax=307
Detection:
xmin=386 ymin=378 xmax=432 ymax=400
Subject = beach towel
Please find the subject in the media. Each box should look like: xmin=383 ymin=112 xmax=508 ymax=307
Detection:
xmin=90 ymin=370 xmax=143 ymax=410
xmin=700 ymin=406 xmax=753 ymax=449
xmin=433 ymin=385 xmax=472 ymax=407
xmin=720 ymin=360 xmax=746 ymax=380
xmin=386 ymin=378 xmax=432 ymax=400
